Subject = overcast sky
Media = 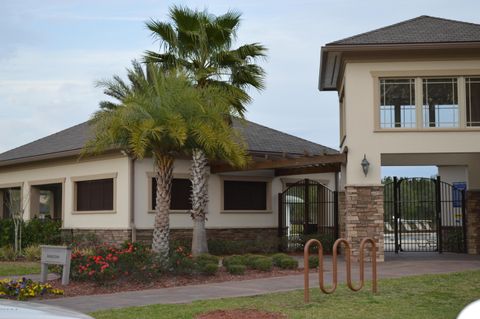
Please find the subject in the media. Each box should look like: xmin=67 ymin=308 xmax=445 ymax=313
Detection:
xmin=1 ymin=0 xmax=478 ymax=177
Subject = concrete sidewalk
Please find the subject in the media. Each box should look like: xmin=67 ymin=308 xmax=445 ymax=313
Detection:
xmin=36 ymin=253 xmax=480 ymax=313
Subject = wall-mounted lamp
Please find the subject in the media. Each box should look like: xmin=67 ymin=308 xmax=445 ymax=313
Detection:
xmin=361 ymin=154 xmax=370 ymax=177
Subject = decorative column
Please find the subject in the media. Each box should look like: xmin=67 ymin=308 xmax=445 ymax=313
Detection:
xmin=466 ymin=190 xmax=480 ymax=254
xmin=344 ymin=185 xmax=384 ymax=262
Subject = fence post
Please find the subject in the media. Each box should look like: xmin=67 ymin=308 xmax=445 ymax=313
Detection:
xmin=461 ymin=189 xmax=468 ymax=253
xmin=393 ymin=177 xmax=399 ymax=254
xmin=304 ymin=179 xmax=310 ymax=235
xmin=436 ymin=176 xmax=443 ymax=254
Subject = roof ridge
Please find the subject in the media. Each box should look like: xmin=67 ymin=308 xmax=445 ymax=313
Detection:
xmin=327 ymin=15 xmax=480 ymax=46
xmin=241 ymin=119 xmax=338 ymax=153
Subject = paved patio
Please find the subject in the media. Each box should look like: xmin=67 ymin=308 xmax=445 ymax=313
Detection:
xmin=35 ymin=253 xmax=480 ymax=313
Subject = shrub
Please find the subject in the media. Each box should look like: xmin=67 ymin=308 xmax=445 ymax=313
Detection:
xmin=63 ymin=232 xmax=100 ymax=250
xmin=252 ymin=257 xmax=272 ymax=272
xmin=0 ymin=246 xmax=17 ymax=261
xmin=195 ymin=254 xmax=219 ymax=276
xmin=308 ymin=255 xmax=319 ymax=269
xmin=278 ymin=257 xmax=298 ymax=270
xmin=197 ymin=263 xmax=218 ymax=276
xmin=244 ymin=254 xmax=265 ymax=268
xmin=271 ymin=253 xmax=289 ymax=267
xmin=227 ymin=264 xmax=246 ymax=275
xmin=23 ymin=245 xmax=41 ymax=261
xmin=222 ymin=255 xmax=248 ymax=268
xmin=0 ymin=218 xmax=61 ymax=248
xmin=0 ymin=278 xmax=63 ymax=300
xmin=71 ymin=241 xmax=159 ymax=283
xmin=169 ymin=246 xmax=194 ymax=275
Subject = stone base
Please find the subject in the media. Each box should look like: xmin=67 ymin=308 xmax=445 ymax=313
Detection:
xmin=344 ymin=185 xmax=384 ymax=262
xmin=136 ymin=228 xmax=278 ymax=245
xmin=61 ymin=229 xmax=132 ymax=245
xmin=61 ymin=227 xmax=279 ymax=247
xmin=467 ymin=191 xmax=480 ymax=254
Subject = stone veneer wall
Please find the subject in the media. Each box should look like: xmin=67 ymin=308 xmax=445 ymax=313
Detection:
xmin=344 ymin=185 xmax=384 ymax=262
xmin=62 ymin=228 xmax=278 ymax=246
xmin=338 ymin=191 xmax=346 ymax=239
xmin=136 ymin=228 xmax=278 ymax=245
xmin=467 ymin=190 xmax=480 ymax=254
xmin=62 ymin=229 xmax=132 ymax=245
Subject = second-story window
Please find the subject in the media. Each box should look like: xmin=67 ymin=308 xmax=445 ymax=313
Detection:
xmin=422 ymin=78 xmax=458 ymax=128
xmin=466 ymin=77 xmax=480 ymax=127
xmin=380 ymin=78 xmax=416 ymax=128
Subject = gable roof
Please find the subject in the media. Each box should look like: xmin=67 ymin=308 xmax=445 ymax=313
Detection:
xmin=328 ymin=15 xmax=480 ymax=46
xmin=0 ymin=119 xmax=337 ymax=167
xmin=319 ymin=16 xmax=480 ymax=91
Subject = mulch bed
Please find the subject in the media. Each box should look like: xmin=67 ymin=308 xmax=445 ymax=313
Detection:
xmin=43 ymin=267 xmax=306 ymax=299
xmin=195 ymin=309 xmax=287 ymax=319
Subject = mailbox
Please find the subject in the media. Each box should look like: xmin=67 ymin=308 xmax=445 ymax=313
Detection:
xmin=40 ymin=245 xmax=72 ymax=285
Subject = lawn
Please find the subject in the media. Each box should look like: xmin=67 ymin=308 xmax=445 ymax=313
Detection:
xmin=0 ymin=262 xmax=40 ymax=277
xmin=91 ymin=270 xmax=480 ymax=319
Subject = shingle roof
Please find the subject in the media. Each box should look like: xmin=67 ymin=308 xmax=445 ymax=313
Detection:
xmin=0 ymin=119 xmax=337 ymax=165
xmin=328 ymin=15 xmax=480 ymax=46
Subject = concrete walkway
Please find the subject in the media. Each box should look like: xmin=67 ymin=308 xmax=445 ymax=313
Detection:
xmin=36 ymin=253 xmax=480 ymax=313
xmin=0 ymin=273 xmax=59 ymax=281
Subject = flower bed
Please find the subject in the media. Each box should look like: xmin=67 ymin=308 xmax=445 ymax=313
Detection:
xmin=0 ymin=277 xmax=63 ymax=300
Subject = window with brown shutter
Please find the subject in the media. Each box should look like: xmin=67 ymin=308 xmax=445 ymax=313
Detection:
xmin=76 ymin=178 xmax=114 ymax=211
xmin=223 ymin=180 xmax=267 ymax=211
xmin=151 ymin=178 xmax=192 ymax=211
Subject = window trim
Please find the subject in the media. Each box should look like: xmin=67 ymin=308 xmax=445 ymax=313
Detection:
xmin=371 ymin=69 xmax=480 ymax=132
xmin=146 ymin=172 xmax=191 ymax=214
xmin=71 ymin=173 xmax=117 ymax=214
xmin=220 ymin=176 xmax=272 ymax=214
xmin=0 ymin=182 xmax=24 ymax=220
xmin=28 ymin=178 xmax=66 ymax=220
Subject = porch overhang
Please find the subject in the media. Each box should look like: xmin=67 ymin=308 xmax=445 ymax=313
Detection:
xmin=210 ymin=152 xmax=346 ymax=176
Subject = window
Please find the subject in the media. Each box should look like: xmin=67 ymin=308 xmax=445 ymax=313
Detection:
xmin=151 ymin=178 xmax=192 ymax=211
xmin=380 ymin=78 xmax=416 ymax=128
xmin=223 ymin=180 xmax=268 ymax=211
xmin=422 ymin=78 xmax=458 ymax=128
xmin=76 ymin=179 xmax=114 ymax=211
xmin=466 ymin=77 xmax=480 ymax=127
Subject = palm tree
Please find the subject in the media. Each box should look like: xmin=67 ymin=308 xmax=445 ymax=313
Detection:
xmin=86 ymin=61 xmax=247 ymax=264
xmin=145 ymin=6 xmax=267 ymax=256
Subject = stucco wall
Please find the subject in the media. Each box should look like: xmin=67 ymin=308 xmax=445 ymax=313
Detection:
xmin=342 ymin=60 xmax=480 ymax=186
xmin=133 ymin=158 xmax=336 ymax=230
xmin=0 ymin=154 xmax=131 ymax=229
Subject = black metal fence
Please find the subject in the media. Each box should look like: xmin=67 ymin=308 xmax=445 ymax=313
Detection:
xmin=384 ymin=176 xmax=467 ymax=253
xmin=278 ymin=179 xmax=338 ymax=251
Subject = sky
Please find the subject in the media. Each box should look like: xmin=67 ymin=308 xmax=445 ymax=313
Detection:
xmin=1 ymin=0 xmax=478 ymax=177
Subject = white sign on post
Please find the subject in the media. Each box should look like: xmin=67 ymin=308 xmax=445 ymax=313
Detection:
xmin=40 ymin=245 xmax=72 ymax=285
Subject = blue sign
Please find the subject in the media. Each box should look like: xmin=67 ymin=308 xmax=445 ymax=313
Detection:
xmin=452 ymin=182 xmax=467 ymax=208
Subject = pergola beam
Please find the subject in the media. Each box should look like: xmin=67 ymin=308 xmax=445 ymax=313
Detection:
xmin=210 ymin=153 xmax=346 ymax=174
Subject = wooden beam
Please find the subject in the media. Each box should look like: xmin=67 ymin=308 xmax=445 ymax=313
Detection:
xmin=210 ymin=153 xmax=346 ymax=174
xmin=274 ymin=164 xmax=341 ymax=176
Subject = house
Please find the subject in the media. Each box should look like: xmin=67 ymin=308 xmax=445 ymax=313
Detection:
xmin=0 ymin=118 xmax=343 ymax=245
xmin=319 ymin=15 xmax=480 ymax=260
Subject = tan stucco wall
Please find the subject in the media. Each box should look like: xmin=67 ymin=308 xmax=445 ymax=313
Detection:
xmin=342 ymin=60 xmax=480 ymax=186
xmin=0 ymin=154 xmax=131 ymax=229
xmin=133 ymin=158 xmax=336 ymax=230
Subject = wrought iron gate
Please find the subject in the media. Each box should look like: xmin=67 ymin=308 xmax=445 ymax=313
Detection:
xmin=278 ymin=179 xmax=338 ymax=250
xmin=384 ymin=177 xmax=467 ymax=253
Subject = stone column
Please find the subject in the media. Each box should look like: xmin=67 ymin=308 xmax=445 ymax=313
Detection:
xmin=337 ymin=191 xmax=346 ymax=239
xmin=466 ymin=190 xmax=480 ymax=254
xmin=344 ymin=185 xmax=384 ymax=262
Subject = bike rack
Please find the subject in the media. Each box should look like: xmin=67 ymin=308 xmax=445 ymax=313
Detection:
xmin=303 ymin=237 xmax=377 ymax=303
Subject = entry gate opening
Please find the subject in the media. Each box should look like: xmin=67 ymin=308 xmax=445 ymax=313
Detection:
xmin=278 ymin=179 xmax=338 ymax=251
xmin=384 ymin=176 xmax=467 ymax=253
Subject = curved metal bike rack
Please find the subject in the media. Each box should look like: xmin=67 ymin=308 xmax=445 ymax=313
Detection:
xmin=304 ymin=237 xmax=377 ymax=303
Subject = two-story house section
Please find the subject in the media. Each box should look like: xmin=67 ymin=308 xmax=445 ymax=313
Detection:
xmin=319 ymin=16 xmax=480 ymax=260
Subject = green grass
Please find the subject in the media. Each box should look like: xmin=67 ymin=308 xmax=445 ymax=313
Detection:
xmin=90 ymin=270 xmax=480 ymax=319
xmin=0 ymin=262 xmax=40 ymax=277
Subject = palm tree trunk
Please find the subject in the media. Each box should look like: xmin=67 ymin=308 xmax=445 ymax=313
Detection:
xmin=152 ymin=152 xmax=174 ymax=264
xmin=191 ymin=149 xmax=209 ymax=256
